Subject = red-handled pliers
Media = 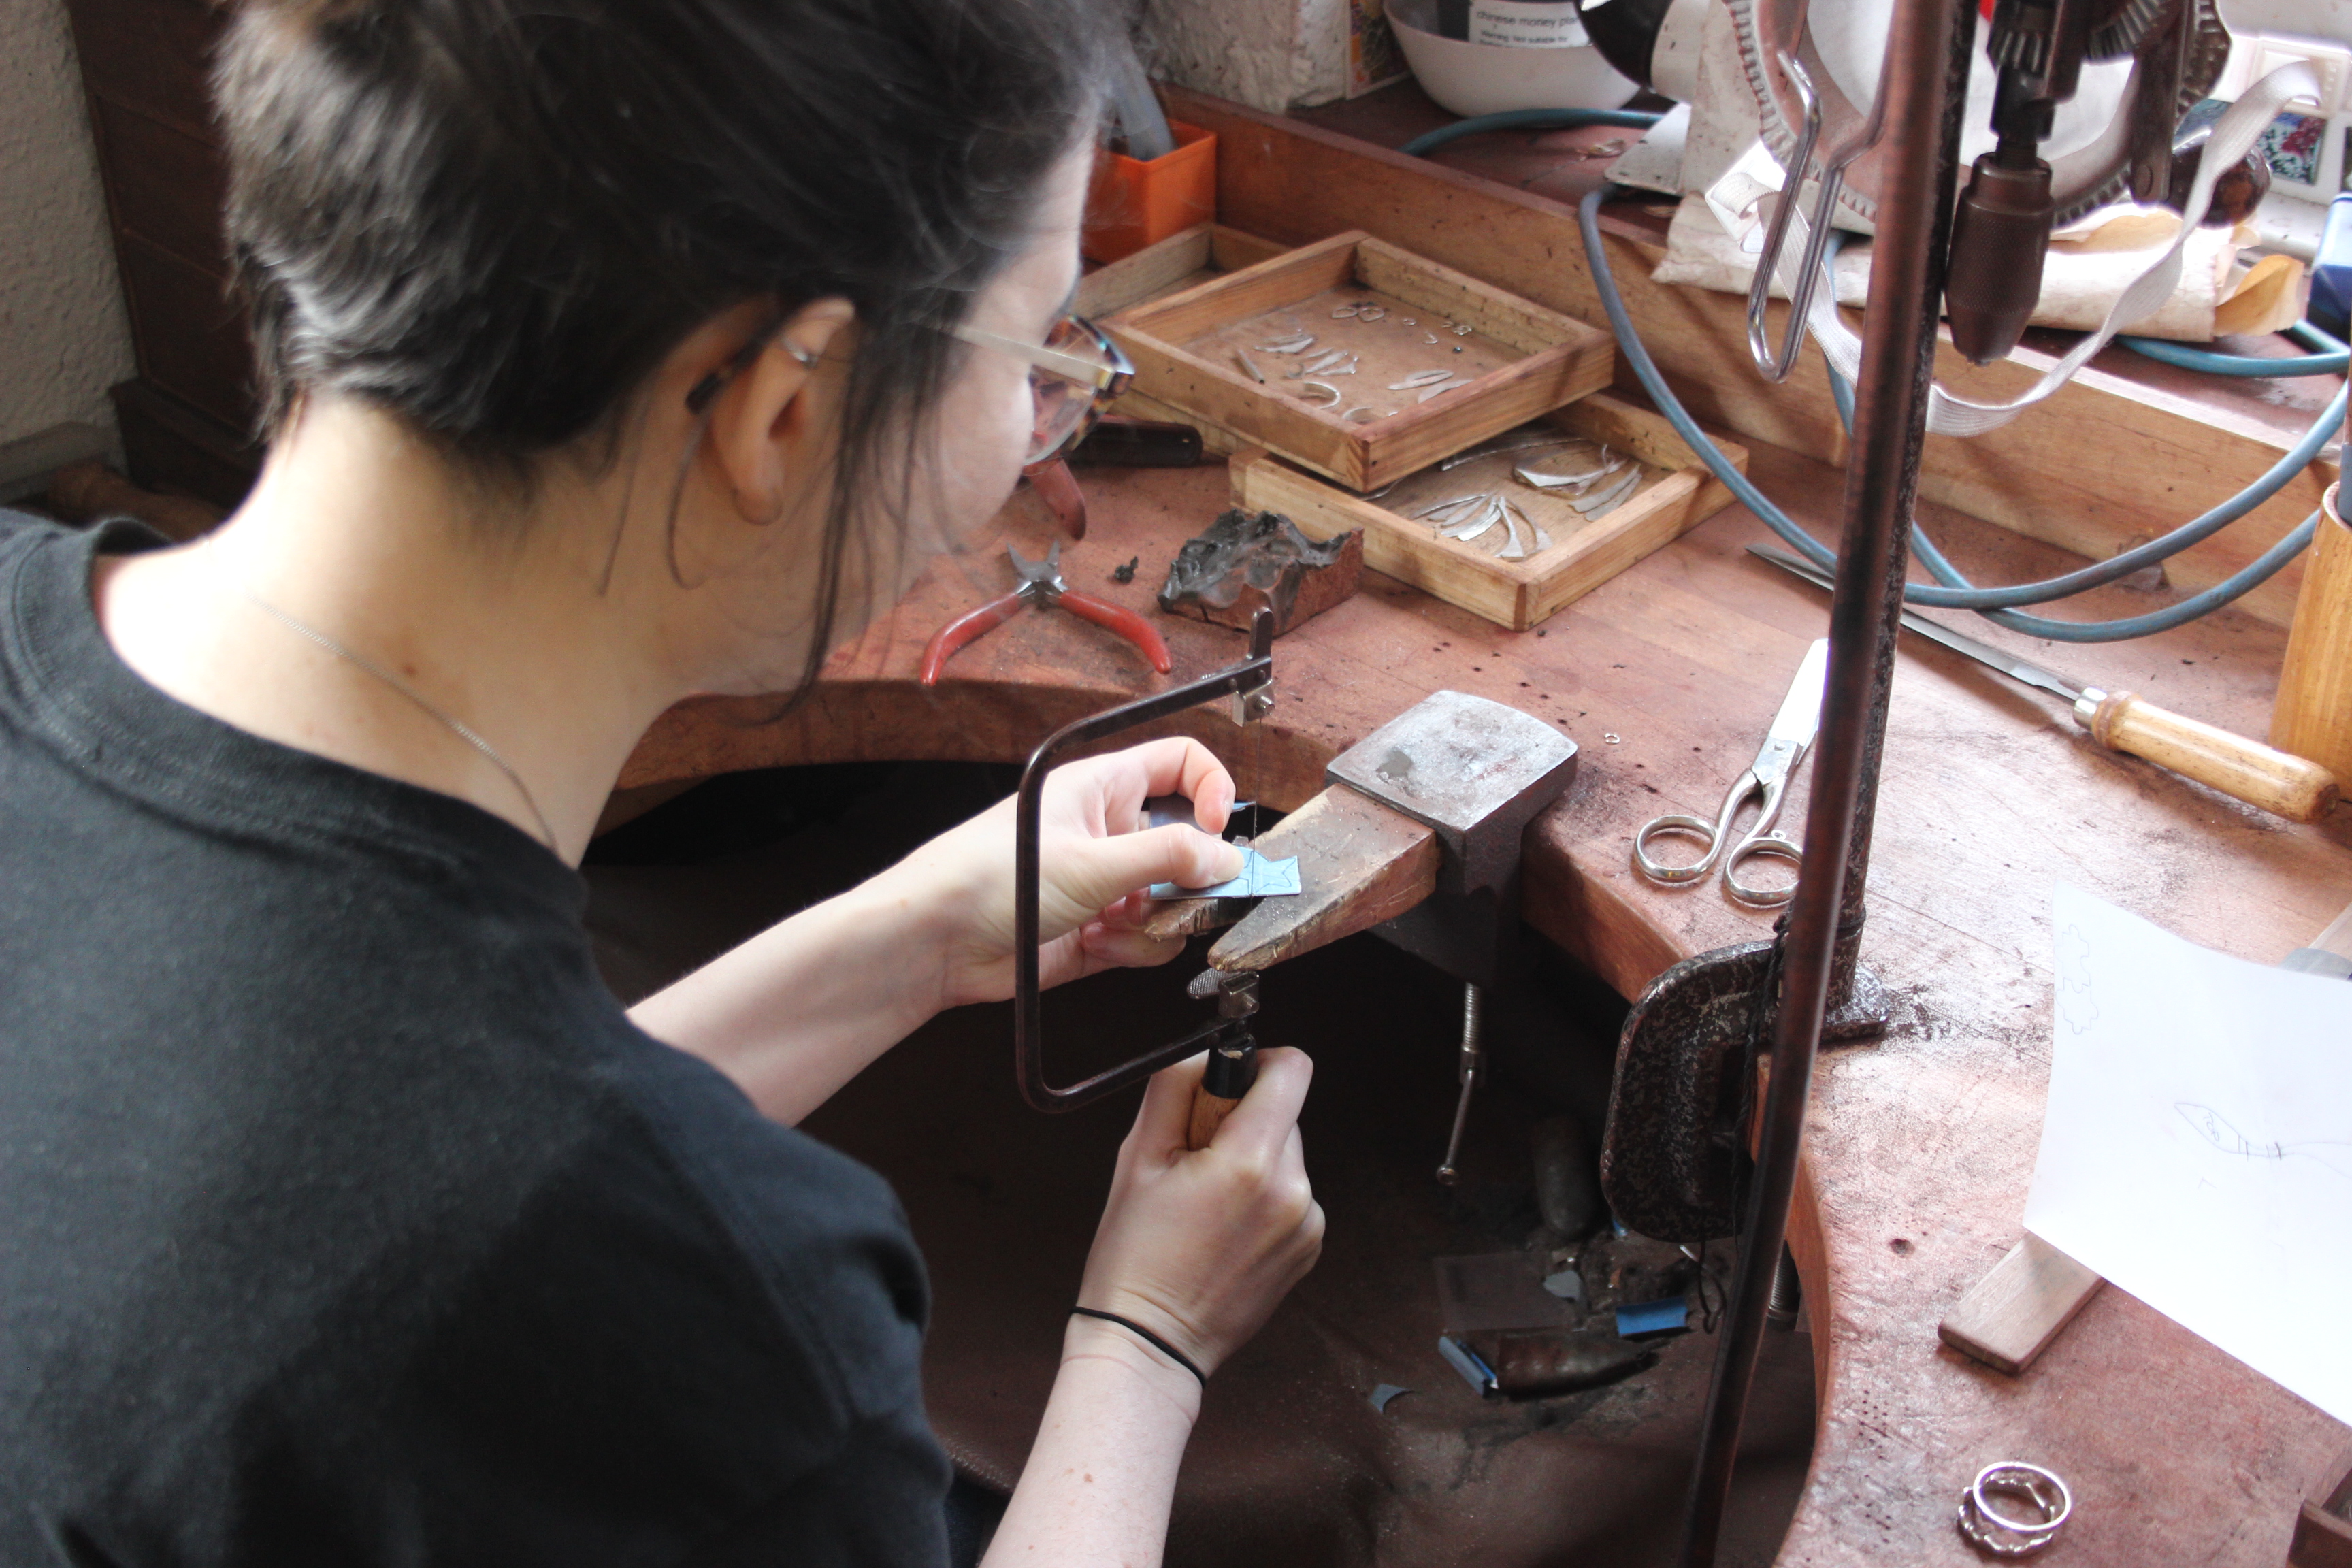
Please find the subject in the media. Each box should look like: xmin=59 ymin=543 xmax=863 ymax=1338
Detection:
xmin=919 ymin=543 xmax=1173 ymax=686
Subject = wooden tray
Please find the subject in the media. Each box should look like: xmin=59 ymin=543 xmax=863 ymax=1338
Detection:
xmin=1075 ymin=223 xmax=1290 ymax=321
xmin=1105 ymin=229 xmax=1614 ymax=491
xmin=1231 ymin=392 xmax=1747 ymax=632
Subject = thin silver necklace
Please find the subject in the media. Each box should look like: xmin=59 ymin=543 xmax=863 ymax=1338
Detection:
xmin=218 ymin=553 xmax=563 ymax=855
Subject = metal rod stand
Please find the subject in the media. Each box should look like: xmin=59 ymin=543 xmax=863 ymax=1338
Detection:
xmin=1676 ymin=0 xmax=1976 ymax=1561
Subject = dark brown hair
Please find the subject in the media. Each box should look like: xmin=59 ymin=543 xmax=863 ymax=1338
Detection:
xmin=215 ymin=0 xmax=1120 ymax=684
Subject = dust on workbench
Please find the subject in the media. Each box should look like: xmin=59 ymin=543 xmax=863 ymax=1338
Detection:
xmin=1189 ymin=283 xmax=1518 ymax=426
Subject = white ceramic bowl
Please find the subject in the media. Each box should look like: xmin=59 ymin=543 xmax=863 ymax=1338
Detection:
xmin=1388 ymin=0 xmax=1640 ymax=118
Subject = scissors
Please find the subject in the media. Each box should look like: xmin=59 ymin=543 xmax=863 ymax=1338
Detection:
xmin=1633 ymin=638 xmax=1827 ymax=908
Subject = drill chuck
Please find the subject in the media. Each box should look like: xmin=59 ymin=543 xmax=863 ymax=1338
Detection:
xmin=1946 ymin=152 xmax=2054 ymax=366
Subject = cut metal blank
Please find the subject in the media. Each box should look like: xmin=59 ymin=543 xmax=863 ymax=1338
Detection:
xmin=1495 ymin=501 xmax=1529 ymax=560
xmin=1257 ymin=333 xmax=1315 ymax=354
xmin=1443 ymin=497 xmax=1503 ymax=543
xmin=1417 ymin=378 xmax=1466 ymax=403
xmin=1571 ymin=469 xmax=1643 ymax=515
xmin=1515 ymin=455 xmax=1623 ymax=491
xmin=1439 ymin=433 xmax=1574 ymax=472
xmin=1387 ymin=370 xmax=1455 ymax=390
xmin=1412 ymin=493 xmax=1484 ymax=518
xmin=1499 ymin=500 xmax=1541 ymax=561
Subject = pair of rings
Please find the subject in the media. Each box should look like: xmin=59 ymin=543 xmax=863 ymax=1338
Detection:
xmin=1956 ymin=1463 xmax=2071 ymax=1556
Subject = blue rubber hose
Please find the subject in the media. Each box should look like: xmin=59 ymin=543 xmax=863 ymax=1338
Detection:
xmin=1825 ymin=355 xmax=2344 ymax=612
xmin=2119 ymin=318 xmax=2349 ymax=376
xmin=1398 ymin=108 xmax=1662 ymax=161
xmin=1825 ymin=359 xmax=2332 ymax=640
xmin=1572 ymin=186 xmax=2332 ymax=642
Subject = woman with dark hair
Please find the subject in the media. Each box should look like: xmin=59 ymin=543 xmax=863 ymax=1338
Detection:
xmin=0 ymin=1 xmax=1322 ymax=1563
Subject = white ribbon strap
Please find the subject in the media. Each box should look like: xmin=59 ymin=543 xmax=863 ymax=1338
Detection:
xmin=1772 ymin=61 xmax=2323 ymax=438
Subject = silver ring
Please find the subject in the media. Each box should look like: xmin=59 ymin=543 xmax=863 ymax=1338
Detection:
xmin=1358 ymin=305 xmax=1386 ymax=321
xmin=1344 ymin=406 xmax=1379 ymax=423
xmin=1956 ymin=1463 xmax=2071 ymax=1556
xmin=1298 ymin=380 xmax=1341 ymax=407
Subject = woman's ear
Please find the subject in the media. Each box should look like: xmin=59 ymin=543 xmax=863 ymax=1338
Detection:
xmin=706 ymin=297 xmax=858 ymax=525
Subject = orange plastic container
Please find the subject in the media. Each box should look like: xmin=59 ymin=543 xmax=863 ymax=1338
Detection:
xmin=1082 ymin=120 xmax=1217 ymax=265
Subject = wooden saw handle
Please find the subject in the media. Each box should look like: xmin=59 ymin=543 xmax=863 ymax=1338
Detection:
xmin=2076 ymin=689 xmax=2340 ymax=823
xmin=1186 ymin=1043 xmax=1257 ymax=1152
xmin=1187 ymin=1087 xmax=1244 ymax=1151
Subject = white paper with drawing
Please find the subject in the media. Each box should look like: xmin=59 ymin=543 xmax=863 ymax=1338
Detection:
xmin=2024 ymin=884 xmax=2352 ymax=1424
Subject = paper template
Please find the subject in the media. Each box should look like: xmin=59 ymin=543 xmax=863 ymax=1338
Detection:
xmin=2025 ymin=884 xmax=2352 ymax=1424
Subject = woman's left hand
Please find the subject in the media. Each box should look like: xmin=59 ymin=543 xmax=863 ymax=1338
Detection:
xmin=885 ymin=737 xmax=1246 ymax=1011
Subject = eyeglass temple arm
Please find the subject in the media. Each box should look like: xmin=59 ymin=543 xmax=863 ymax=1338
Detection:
xmin=955 ymin=321 xmax=1122 ymax=386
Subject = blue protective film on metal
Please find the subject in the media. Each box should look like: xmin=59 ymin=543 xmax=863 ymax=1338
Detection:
xmin=1147 ymin=847 xmax=1300 ymax=900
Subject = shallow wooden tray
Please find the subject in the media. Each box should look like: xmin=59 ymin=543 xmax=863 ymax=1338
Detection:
xmin=1075 ymin=223 xmax=1289 ymax=320
xmin=1106 ymin=229 xmax=1614 ymax=491
xmin=1231 ymin=392 xmax=1747 ymax=632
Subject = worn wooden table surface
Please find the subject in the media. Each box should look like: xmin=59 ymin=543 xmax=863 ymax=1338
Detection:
xmin=620 ymin=423 xmax=2352 ymax=1562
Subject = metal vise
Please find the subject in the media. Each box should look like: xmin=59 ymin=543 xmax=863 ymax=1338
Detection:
xmin=1154 ymin=691 xmax=1577 ymax=979
xmin=1145 ymin=690 xmax=1579 ymax=1177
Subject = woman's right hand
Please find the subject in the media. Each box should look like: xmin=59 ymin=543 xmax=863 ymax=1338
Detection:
xmin=1076 ymin=1048 xmax=1324 ymax=1378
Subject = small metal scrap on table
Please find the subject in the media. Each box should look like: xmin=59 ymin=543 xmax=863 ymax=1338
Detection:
xmin=1956 ymin=1462 xmax=2072 ymax=1556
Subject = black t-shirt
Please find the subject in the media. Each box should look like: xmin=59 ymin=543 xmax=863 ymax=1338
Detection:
xmin=0 ymin=514 xmax=949 ymax=1567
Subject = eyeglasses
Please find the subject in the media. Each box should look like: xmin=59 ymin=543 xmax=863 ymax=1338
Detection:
xmin=951 ymin=313 xmax=1133 ymax=466
xmin=687 ymin=311 xmax=1133 ymax=468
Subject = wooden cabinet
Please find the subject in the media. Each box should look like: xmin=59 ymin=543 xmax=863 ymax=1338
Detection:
xmin=65 ymin=0 xmax=260 ymax=507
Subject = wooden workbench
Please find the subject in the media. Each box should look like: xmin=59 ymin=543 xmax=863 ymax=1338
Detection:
xmin=615 ymin=97 xmax=2352 ymax=1567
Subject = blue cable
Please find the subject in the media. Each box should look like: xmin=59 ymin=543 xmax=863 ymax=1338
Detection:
xmin=1823 ymin=359 xmax=2330 ymax=640
xmin=1573 ymin=186 xmax=2333 ymax=642
xmin=2119 ymin=320 xmax=2349 ymax=376
xmin=1398 ymin=108 xmax=1662 ymax=161
xmin=1827 ymin=356 xmax=2342 ymax=612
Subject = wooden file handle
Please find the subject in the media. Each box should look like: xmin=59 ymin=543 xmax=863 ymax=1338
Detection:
xmin=1186 ymin=1042 xmax=1257 ymax=1152
xmin=2076 ymin=689 xmax=2340 ymax=823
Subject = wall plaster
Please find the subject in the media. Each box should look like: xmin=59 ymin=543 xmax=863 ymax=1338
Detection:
xmin=1143 ymin=0 xmax=1354 ymax=113
xmin=1 ymin=0 xmax=135 ymax=451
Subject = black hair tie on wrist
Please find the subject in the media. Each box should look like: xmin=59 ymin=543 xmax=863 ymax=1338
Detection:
xmin=1069 ymin=1307 xmax=1208 ymax=1388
